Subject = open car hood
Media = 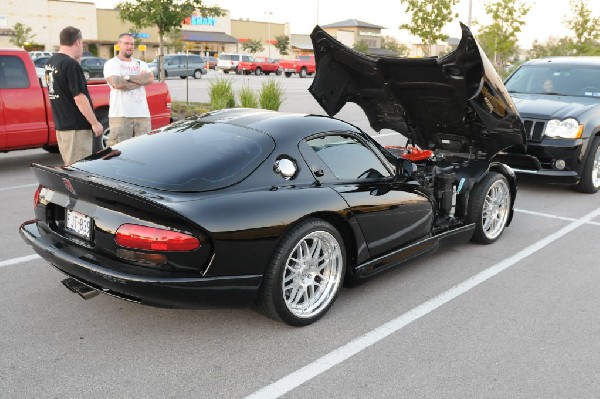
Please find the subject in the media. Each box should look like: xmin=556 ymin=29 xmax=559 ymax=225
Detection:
xmin=309 ymin=23 xmax=525 ymax=158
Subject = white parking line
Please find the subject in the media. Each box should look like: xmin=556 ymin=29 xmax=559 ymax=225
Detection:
xmin=0 ymin=183 xmax=38 ymax=192
xmin=244 ymin=205 xmax=600 ymax=399
xmin=0 ymin=254 xmax=40 ymax=268
xmin=515 ymin=208 xmax=600 ymax=226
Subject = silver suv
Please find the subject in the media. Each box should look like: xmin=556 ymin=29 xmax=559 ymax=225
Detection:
xmin=216 ymin=53 xmax=253 ymax=74
xmin=149 ymin=54 xmax=207 ymax=79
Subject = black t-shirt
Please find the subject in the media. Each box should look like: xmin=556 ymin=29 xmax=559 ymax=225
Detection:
xmin=45 ymin=53 xmax=93 ymax=131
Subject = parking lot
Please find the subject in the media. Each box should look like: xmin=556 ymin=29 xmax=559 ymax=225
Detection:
xmin=2 ymin=73 xmax=600 ymax=398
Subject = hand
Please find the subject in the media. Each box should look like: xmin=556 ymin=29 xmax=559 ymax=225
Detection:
xmin=92 ymin=121 xmax=104 ymax=137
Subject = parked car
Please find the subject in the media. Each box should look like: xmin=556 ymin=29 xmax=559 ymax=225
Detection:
xmin=80 ymin=56 xmax=107 ymax=80
xmin=204 ymin=56 xmax=218 ymax=70
xmin=148 ymin=54 xmax=207 ymax=79
xmin=499 ymin=57 xmax=600 ymax=193
xmin=19 ymin=23 xmax=524 ymax=326
xmin=29 ymin=51 xmax=54 ymax=58
xmin=216 ymin=53 xmax=253 ymax=74
xmin=279 ymin=54 xmax=316 ymax=78
xmin=238 ymin=56 xmax=282 ymax=76
xmin=33 ymin=56 xmax=51 ymax=68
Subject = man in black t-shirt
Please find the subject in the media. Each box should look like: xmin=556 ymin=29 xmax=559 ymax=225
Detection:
xmin=45 ymin=26 xmax=103 ymax=165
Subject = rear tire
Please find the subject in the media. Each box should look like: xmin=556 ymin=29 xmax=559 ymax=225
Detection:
xmin=256 ymin=218 xmax=346 ymax=326
xmin=255 ymin=67 xmax=262 ymax=76
xmin=467 ymin=172 xmax=512 ymax=244
xmin=83 ymin=71 xmax=90 ymax=80
xmin=574 ymin=136 xmax=600 ymax=193
xmin=299 ymin=67 xmax=307 ymax=78
xmin=193 ymin=70 xmax=203 ymax=79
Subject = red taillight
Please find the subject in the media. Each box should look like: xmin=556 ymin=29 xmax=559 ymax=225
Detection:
xmin=115 ymin=224 xmax=200 ymax=252
xmin=33 ymin=185 xmax=42 ymax=208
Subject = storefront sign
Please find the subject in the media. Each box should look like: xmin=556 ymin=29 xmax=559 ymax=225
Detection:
xmin=183 ymin=14 xmax=217 ymax=26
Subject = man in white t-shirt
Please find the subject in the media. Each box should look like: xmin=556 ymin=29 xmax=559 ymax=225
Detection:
xmin=103 ymin=33 xmax=154 ymax=146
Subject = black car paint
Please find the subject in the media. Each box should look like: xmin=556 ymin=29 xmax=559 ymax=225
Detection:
xmin=20 ymin=25 xmax=524 ymax=312
xmin=500 ymin=57 xmax=600 ymax=185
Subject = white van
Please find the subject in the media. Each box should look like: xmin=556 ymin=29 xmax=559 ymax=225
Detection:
xmin=216 ymin=53 xmax=253 ymax=74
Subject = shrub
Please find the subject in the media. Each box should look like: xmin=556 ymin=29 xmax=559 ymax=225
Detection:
xmin=208 ymin=77 xmax=236 ymax=110
xmin=259 ymin=79 xmax=285 ymax=111
xmin=238 ymin=84 xmax=259 ymax=108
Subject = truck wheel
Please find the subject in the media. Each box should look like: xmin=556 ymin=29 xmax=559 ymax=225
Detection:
xmin=574 ymin=136 xmax=600 ymax=193
xmin=299 ymin=67 xmax=307 ymax=78
xmin=83 ymin=71 xmax=90 ymax=81
xmin=193 ymin=70 xmax=203 ymax=79
xmin=42 ymin=145 xmax=60 ymax=154
xmin=285 ymin=72 xmax=292 ymax=78
xmin=254 ymin=67 xmax=262 ymax=76
xmin=276 ymin=68 xmax=283 ymax=76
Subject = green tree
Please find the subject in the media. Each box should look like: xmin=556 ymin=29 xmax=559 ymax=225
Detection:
xmin=9 ymin=22 xmax=36 ymax=48
xmin=399 ymin=0 xmax=459 ymax=56
xmin=274 ymin=35 xmax=290 ymax=56
xmin=241 ymin=39 xmax=264 ymax=54
xmin=165 ymin=29 xmax=184 ymax=53
xmin=565 ymin=0 xmax=600 ymax=55
xmin=352 ymin=40 xmax=369 ymax=54
xmin=381 ymin=35 xmax=410 ymax=56
xmin=477 ymin=0 xmax=530 ymax=69
xmin=116 ymin=0 xmax=224 ymax=80
xmin=527 ymin=37 xmax=574 ymax=59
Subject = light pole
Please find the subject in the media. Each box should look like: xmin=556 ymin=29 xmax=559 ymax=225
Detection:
xmin=266 ymin=11 xmax=272 ymax=58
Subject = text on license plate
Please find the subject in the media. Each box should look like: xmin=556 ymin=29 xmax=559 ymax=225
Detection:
xmin=66 ymin=210 xmax=92 ymax=240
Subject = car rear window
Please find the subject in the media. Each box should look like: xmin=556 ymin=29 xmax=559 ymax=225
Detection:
xmin=75 ymin=122 xmax=275 ymax=192
xmin=220 ymin=54 xmax=233 ymax=61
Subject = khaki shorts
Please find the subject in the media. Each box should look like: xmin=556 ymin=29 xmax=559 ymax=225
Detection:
xmin=108 ymin=117 xmax=151 ymax=146
xmin=56 ymin=129 xmax=94 ymax=165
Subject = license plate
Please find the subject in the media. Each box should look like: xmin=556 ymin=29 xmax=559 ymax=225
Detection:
xmin=66 ymin=210 xmax=92 ymax=240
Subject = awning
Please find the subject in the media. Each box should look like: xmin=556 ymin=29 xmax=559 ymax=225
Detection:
xmin=182 ymin=31 xmax=238 ymax=43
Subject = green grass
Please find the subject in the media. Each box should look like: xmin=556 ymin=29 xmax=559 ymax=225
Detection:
xmin=171 ymin=101 xmax=211 ymax=120
xmin=208 ymin=77 xmax=236 ymax=110
xmin=259 ymin=79 xmax=285 ymax=111
xmin=238 ymin=85 xmax=259 ymax=108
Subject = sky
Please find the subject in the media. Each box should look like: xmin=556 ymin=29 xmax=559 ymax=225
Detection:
xmin=93 ymin=0 xmax=600 ymax=49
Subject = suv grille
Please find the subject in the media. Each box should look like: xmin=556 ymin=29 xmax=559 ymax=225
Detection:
xmin=522 ymin=119 xmax=546 ymax=142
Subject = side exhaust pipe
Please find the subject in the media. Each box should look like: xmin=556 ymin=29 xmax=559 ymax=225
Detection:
xmin=61 ymin=278 xmax=100 ymax=300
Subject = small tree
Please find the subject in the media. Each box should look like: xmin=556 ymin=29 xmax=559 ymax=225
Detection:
xmin=242 ymin=39 xmax=264 ymax=54
xmin=352 ymin=40 xmax=369 ymax=54
xmin=399 ymin=0 xmax=459 ymax=56
xmin=381 ymin=35 xmax=410 ymax=56
xmin=565 ymin=0 xmax=600 ymax=55
xmin=528 ymin=37 xmax=574 ymax=59
xmin=9 ymin=22 xmax=36 ymax=48
xmin=477 ymin=0 xmax=530 ymax=69
xmin=165 ymin=29 xmax=184 ymax=53
xmin=274 ymin=35 xmax=290 ymax=56
xmin=116 ymin=0 xmax=225 ymax=81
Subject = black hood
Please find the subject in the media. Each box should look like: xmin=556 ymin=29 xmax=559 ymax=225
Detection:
xmin=309 ymin=23 xmax=525 ymax=157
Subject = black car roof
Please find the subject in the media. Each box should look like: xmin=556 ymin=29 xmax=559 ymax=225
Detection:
xmin=193 ymin=108 xmax=362 ymax=141
xmin=524 ymin=56 xmax=600 ymax=66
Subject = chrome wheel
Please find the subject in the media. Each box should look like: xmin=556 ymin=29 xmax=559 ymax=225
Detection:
xmin=281 ymin=230 xmax=343 ymax=319
xmin=481 ymin=179 xmax=510 ymax=240
xmin=591 ymin=144 xmax=600 ymax=189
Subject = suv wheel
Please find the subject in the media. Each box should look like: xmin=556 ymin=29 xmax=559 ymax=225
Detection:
xmin=574 ymin=136 xmax=600 ymax=193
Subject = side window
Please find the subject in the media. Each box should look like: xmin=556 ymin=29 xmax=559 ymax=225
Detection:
xmin=168 ymin=56 xmax=180 ymax=66
xmin=307 ymin=134 xmax=392 ymax=180
xmin=0 ymin=56 xmax=30 ymax=89
xmin=190 ymin=55 xmax=202 ymax=64
xmin=242 ymin=55 xmax=252 ymax=62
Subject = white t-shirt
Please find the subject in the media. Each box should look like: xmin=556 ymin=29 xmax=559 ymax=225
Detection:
xmin=103 ymin=57 xmax=151 ymax=118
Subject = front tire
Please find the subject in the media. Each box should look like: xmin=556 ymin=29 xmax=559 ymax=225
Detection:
xmin=256 ymin=219 xmax=346 ymax=326
xmin=574 ymin=136 xmax=600 ymax=193
xmin=468 ymin=172 xmax=512 ymax=244
xmin=299 ymin=67 xmax=307 ymax=78
xmin=255 ymin=67 xmax=262 ymax=76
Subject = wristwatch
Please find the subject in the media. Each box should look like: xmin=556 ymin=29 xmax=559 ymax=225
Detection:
xmin=124 ymin=75 xmax=131 ymax=81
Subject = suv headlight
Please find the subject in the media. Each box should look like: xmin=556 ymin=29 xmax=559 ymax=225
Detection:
xmin=544 ymin=118 xmax=583 ymax=139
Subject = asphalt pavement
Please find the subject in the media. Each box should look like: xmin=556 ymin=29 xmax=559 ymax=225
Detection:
xmin=1 ymin=72 xmax=600 ymax=398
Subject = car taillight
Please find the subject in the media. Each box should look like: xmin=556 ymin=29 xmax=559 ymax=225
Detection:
xmin=115 ymin=224 xmax=200 ymax=251
xmin=33 ymin=185 xmax=42 ymax=208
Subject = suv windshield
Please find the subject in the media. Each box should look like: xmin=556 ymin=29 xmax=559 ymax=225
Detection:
xmin=505 ymin=65 xmax=600 ymax=98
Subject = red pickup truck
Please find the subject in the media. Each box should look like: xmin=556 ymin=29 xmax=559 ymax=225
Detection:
xmin=237 ymin=56 xmax=282 ymax=76
xmin=279 ymin=55 xmax=316 ymax=78
xmin=0 ymin=48 xmax=172 ymax=154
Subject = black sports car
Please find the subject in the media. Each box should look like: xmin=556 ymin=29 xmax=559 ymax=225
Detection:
xmin=20 ymin=24 xmax=525 ymax=326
